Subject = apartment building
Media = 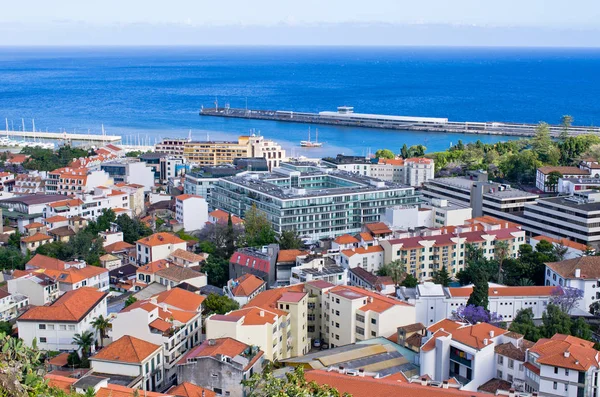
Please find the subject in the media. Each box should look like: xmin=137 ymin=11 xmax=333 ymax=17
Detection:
xmin=289 ymin=254 xmax=348 ymax=286
xmin=536 ymin=166 xmax=591 ymax=193
xmin=522 ymin=190 xmax=600 ymax=246
xmin=46 ymin=167 xmax=112 ymax=196
xmin=384 ymin=199 xmax=473 ymax=230
xmin=14 ymin=171 xmax=46 ymax=194
xmin=17 ymin=287 xmax=108 ymax=351
xmin=155 ymin=138 xmax=189 ymax=158
xmin=205 ymin=284 xmax=310 ymax=361
xmin=530 ymin=235 xmax=591 ymax=259
xmin=420 ymin=319 xmax=523 ymax=392
xmin=113 ymin=182 xmax=146 ymax=216
xmin=229 ymin=245 xmax=280 ymax=287
xmin=348 ymin=267 xmax=395 ymax=295
xmin=175 ymin=194 xmax=208 ymax=232
xmin=321 ymin=155 xmax=435 ymax=187
xmin=400 ymin=282 xmax=556 ymax=326
xmin=136 ymin=232 xmax=187 ymax=265
xmin=0 ymin=194 xmax=66 ymax=232
xmin=338 ymin=245 xmax=384 ymax=274
xmin=223 ymin=273 xmax=267 ymax=306
xmin=111 ymin=288 xmax=205 ymax=382
xmin=0 ymin=290 xmax=29 ymax=321
xmin=210 ymin=162 xmax=419 ymax=240
xmin=524 ymin=334 xmax=600 ymax=396
xmin=380 ymin=225 xmax=525 ymax=280
xmin=89 ymin=335 xmax=164 ymax=392
xmin=7 ymin=271 xmax=60 ymax=306
xmin=545 ymin=256 xmax=600 ymax=314
xmin=176 ymin=338 xmax=264 ymax=397
xmin=323 ymin=285 xmax=415 ymax=348
xmin=182 ymin=135 xmax=286 ymax=171
xmin=136 ymin=260 xmax=207 ymax=289
xmin=421 ymin=172 xmax=539 ymax=223
xmin=101 ymin=159 xmax=155 ymax=191
xmin=140 ymin=152 xmax=188 ymax=184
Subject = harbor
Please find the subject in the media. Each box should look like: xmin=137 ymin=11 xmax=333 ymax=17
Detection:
xmin=200 ymin=105 xmax=600 ymax=138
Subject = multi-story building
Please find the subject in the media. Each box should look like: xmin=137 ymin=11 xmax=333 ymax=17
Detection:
xmin=7 ymin=271 xmax=60 ymax=306
xmin=384 ymin=198 xmax=473 ymax=230
xmin=399 ymin=282 xmax=556 ymax=326
xmin=100 ymin=159 xmax=155 ymax=191
xmin=223 ymin=273 xmax=267 ymax=306
xmin=183 ymin=160 xmax=269 ymax=198
xmin=111 ymin=288 xmax=205 ymax=382
xmin=322 ymin=285 xmax=415 ymax=348
xmin=530 ymin=235 xmax=591 ymax=259
xmin=289 ymin=254 xmax=348 ymax=286
xmin=522 ymin=190 xmax=600 ymax=247
xmin=18 ymin=264 xmax=110 ymax=293
xmin=536 ymin=166 xmax=591 ymax=192
xmin=211 ymin=162 xmax=420 ymax=240
xmin=89 ymin=335 xmax=164 ymax=392
xmin=545 ymin=256 xmax=600 ymax=314
xmin=0 ymin=194 xmax=66 ymax=232
xmin=17 ymin=287 xmax=108 ymax=351
xmin=176 ymin=338 xmax=264 ymax=397
xmin=136 ymin=259 xmax=207 ymax=289
xmin=229 ymin=245 xmax=280 ymax=287
xmin=114 ymin=182 xmax=146 ymax=216
xmin=155 ymin=138 xmax=189 ymax=158
xmin=182 ymin=135 xmax=286 ymax=171
xmin=14 ymin=171 xmax=46 ymax=194
xmin=524 ymin=334 xmax=600 ymax=396
xmin=205 ymin=284 xmax=310 ymax=361
xmin=46 ymin=167 xmax=112 ymax=196
xmin=338 ymin=245 xmax=384 ymax=274
xmin=20 ymin=232 xmax=53 ymax=254
xmin=380 ymin=224 xmax=525 ymax=280
xmin=140 ymin=152 xmax=189 ymax=184
xmin=348 ymin=267 xmax=395 ymax=295
xmin=136 ymin=233 xmax=187 ymax=265
xmin=0 ymin=171 xmax=15 ymax=192
xmin=421 ymin=172 xmax=538 ymax=223
xmin=175 ymin=194 xmax=208 ymax=232
xmin=0 ymin=290 xmax=29 ymax=321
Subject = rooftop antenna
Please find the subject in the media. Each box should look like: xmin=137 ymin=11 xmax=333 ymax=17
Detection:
xmin=5 ymin=118 xmax=8 ymax=133
xmin=21 ymin=118 xmax=25 ymax=132
xmin=188 ymin=129 xmax=192 ymax=142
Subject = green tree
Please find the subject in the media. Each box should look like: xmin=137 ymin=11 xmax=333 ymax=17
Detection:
xmin=243 ymin=205 xmax=276 ymax=247
xmin=400 ymin=273 xmax=418 ymax=288
xmin=203 ymin=293 xmax=240 ymax=316
xmin=571 ymin=317 xmax=592 ymax=340
xmin=91 ymin=315 xmax=111 ymax=348
xmin=124 ymin=295 xmax=137 ymax=308
xmin=72 ymin=331 xmax=94 ymax=361
xmin=509 ymin=308 xmax=541 ymax=342
xmin=467 ymin=266 xmax=489 ymax=309
xmin=243 ymin=365 xmax=349 ymax=397
xmin=499 ymin=150 xmax=542 ymax=183
xmin=560 ymin=115 xmax=573 ymax=142
xmin=544 ymin=171 xmax=562 ymax=192
xmin=378 ymin=260 xmax=405 ymax=287
xmin=400 ymin=144 xmax=409 ymax=159
xmin=408 ymin=144 xmax=426 ymax=157
xmin=278 ymin=229 xmax=304 ymax=250
xmin=375 ymin=149 xmax=395 ymax=159
xmin=84 ymin=387 xmax=96 ymax=397
xmin=203 ymin=255 xmax=230 ymax=288
xmin=541 ymin=304 xmax=572 ymax=337
xmin=0 ymin=321 xmax=12 ymax=336
xmin=116 ymin=214 xmax=153 ymax=244
xmin=431 ymin=266 xmax=451 ymax=287
xmin=494 ymin=240 xmax=510 ymax=284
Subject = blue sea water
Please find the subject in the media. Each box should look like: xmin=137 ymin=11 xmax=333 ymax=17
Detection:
xmin=1 ymin=46 xmax=600 ymax=156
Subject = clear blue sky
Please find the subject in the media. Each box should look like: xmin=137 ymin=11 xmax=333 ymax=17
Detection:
xmin=2 ymin=0 xmax=600 ymax=46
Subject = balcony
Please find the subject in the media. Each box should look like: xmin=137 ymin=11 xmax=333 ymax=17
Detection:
xmin=450 ymin=352 xmax=472 ymax=368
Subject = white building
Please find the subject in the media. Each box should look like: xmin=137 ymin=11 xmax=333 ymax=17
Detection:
xmin=17 ymin=287 xmax=108 ymax=351
xmin=110 ymin=288 xmax=204 ymax=382
xmin=338 ymin=245 xmax=384 ymax=274
xmin=223 ymin=273 xmax=267 ymax=306
xmin=136 ymin=232 xmax=187 ymax=265
xmin=175 ymin=194 xmax=208 ymax=232
xmin=0 ymin=290 xmax=29 ymax=322
xmin=545 ymin=256 xmax=600 ymax=314
xmin=101 ymin=160 xmax=155 ymax=192
xmin=7 ymin=272 xmax=61 ymax=306
xmin=530 ymin=235 xmax=591 ymax=259
xmin=536 ymin=166 xmax=590 ymax=193
xmin=89 ymin=335 xmax=164 ymax=392
xmin=401 ymin=282 xmax=556 ymax=326
xmin=384 ymin=199 xmax=473 ymax=231
xmin=46 ymin=167 xmax=113 ymax=196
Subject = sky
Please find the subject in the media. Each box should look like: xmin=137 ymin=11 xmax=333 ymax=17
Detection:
xmin=2 ymin=0 xmax=600 ymax=46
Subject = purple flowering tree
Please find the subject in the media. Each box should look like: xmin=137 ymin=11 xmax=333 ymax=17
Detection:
xmin=453 ymin=304 xmax=502 ymax=325
xmin=550 ymin=286 xmax=584 ymax=314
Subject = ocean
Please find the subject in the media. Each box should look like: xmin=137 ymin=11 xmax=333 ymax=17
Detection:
xmin=1 ymin=46 xmax=600 ymax=156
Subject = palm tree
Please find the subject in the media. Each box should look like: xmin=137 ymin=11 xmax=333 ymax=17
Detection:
xmin=387 ymin=259 xmax=406 ymax=288
xmin=91 ymin=315 xmax=111 ymax=348
xmin=494 ymin=240 xmax=510 ymax=284
xmin=72 ymin=330 xmax=94 ymax=359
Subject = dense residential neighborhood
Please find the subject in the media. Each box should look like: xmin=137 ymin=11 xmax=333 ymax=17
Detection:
xmin=4 ymin=133 xmax=600 ymax=397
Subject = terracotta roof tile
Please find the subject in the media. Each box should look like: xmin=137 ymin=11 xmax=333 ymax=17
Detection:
xmin=277 ymin=249 xmax=309 ymax=263
xmin=530 ymin=334 xmax=600 ymax=371
xmin=178 ymin=337 xmax=263 ymax=371
xmin=153 ymin=288 xmax=205 ymax=312
xmin=546 ymin=256 xmax=600 ymax=279
xmin=450 ymin=323 xmax=508 ymax=350
xmin=532 ymin=235 xmax=590 ymax=251
xmin=341 ymin=245 xmax=383 ymax=258
xmin=21 ymin=232 xmax=53 ymax=243
xmin=333 ymin=234 xmax=359 ymax=245
xmin=137 ymin=232 xmax=186 ymax=247
xmin=91 ymin=335 xmax=160 ymax=364
xmin=27 ymin=254 xmax=66 ymax=270
xmin=231 ymin=274 xmax=265 ymax=297
xmin=538 ymin=166 xmax=589 ymax=175
xmin=448 ymin=286 xmax=556 ymax=298
xmin=169 ymin=248 xmax=205 ymax=263
xmin=104 ymin=241 xmax=135 ymax=253
xmin=19 ymin=287 xmax=107 ymax=322
xmin=168 ymin=383 xmax=216 ymax=397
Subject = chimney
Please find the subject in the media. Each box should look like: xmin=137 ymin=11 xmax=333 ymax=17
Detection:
xmin=259 ymin=310 xmax=264 ymax=317
xmin=575 ymin=268 xmax=581 ymax=278
xmin=483 ymin=338 xmax=488 ymax=346
xmin=508 ymin=389 xmax=515 ymax=397
xmin=564 ymin=351 xmax=570 ymax=358
xmin=489 ymin=330 xmax=495 ymax=338
xmin=202 ymin=391 xmax=205 ymax=397
xmin=442 ymin=380 xmax=449 ymax=389
xmin=208 ymin=339 xmax=216 ymax=346
xmin=420 ymin=377 xmax=427 ymax=386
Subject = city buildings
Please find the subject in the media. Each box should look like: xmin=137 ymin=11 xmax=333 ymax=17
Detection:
xmin=223 ymin=273 xmax=267 ymax=306
xmin=136 ymin=233 xmax=187 ymax=265
xmin=17 ymin=287 xmax=108 ymax=350
xmin=89 ymin=335 xmax=164 ymax=392
xmin=46 ymin=167 xmax=112 ymax=196
xmin=530 ymin=235 xmax=591 ymax=259
xmin=289 ymin=254 xmax=348 ymax=286
xmin=101 ymin=159 xmax=155 ymax=191
xmin=140 ymin=152 xmax=189 ymax=184
xmin=383 ymin=198 xmax=473 ymax=230
xmin=545 ymin=256 xmax=600 ymax=314
xmin=338 ymin=245 xmax=384 ymax=274
xmin=536 ymin=166 xmax=590 ymax=192
xmin=174 ymin=194 xmax=208 ymax=232
xmin=176 ymin=338 xmax=264 ymax=397
xmin=229 ymin=245 xmax=280 ymax=287
xmin=0 ymin=290 xmax=29 ymax=321
xmin=111 ymin=288 xmax=205 ymax=382
xmin=7 ymin=271 xmax=60 ymax=306
xmin=182 ymin=135 xmax=286 ymax=171
xmin=155 ymin=138 xmax=189 ymax=158
xmin=13 ymin=171 xmax=46 ymax=194
xmin=211 ymin=162 xmax=420 ymax=240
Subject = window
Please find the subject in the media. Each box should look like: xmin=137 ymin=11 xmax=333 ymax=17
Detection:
xmin=60 ymin=325 xmax=66 ymax=331
xmin=371 ymin=318 xmax=376 ymax=325
xmin=145 ymin=363 xmax=149 ymax=373
xmin=497 ymin=370 xmax=503 ymax=379
xmin=38 ymin=324 xmax=46 ymax=330
xmin=497 ymin=356 xmax=504 ymax=365
xmin=335 ymin=323 xmax=339 ymax=328
xmin=554 ymin=367 xmax=558 ymax=374
xmin=507 ymin=374 xmax=513 ymax=383
xmin=553 ymin=382 xmax=557 ymax=390
xmin=48 ymin=325 xmax=54 ymax=330
xmin=508 ymin=359 xmax=514 ymax=369
xmin=565 ymin=369 xmax=569 ymax=376
xmin=68 ymin=325 xmax=75 ymax=331
xmin=371 ymin=331 xmax=376 ymax=337
xmin=335 ymin=334 xmax=339 ymax=340
xmin=39 ymin=337 xmax=47 ymax=343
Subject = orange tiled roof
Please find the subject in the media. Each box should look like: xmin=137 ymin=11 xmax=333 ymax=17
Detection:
xmin=378 ymin=158 xmax=404 ymax=166
xmin=333 ymin=234 xmax=359 ymax=245
xmin=231 ymin=274 xmax=265 ymax=297
xmin=153 ymin=288 xmax=205 ymax=312
xmin=19 ymin=287 xmax=107 ymax=322
xmin=169 ymin=248 xmax=205 ymax=263
xmin=341 ymin=245 xmax=383 ymax=258
xmin=246 ymin=283 xmax=306 ymax=316
xmin=168 ymin=383 xmax=217 ymax=397
xmin=530 ymin=334 xmax=600 ymax=371
xmin=45 ymin=215 xmax=69 ymax=223
xmin=450 ymin=322 xmax=508 ymax=350
xmin=221 ymin=306 xmax=278 ymax=325
xmin=538 ymin=166 xmax=588 ymax=175
xmin=328 ymin=285 xmax=412 ymax=313
xmin=40 ymin=265 xmax=108 ymax=285
xmin=176 ymin=194 xmax=203 ymax=201
xmin=136 ymin=232 xmax=186 ymax=247
xmin=421 ymin=329 xmax=452 ymax=352
xmin=277 ymin=249 xmax=308 ymax=263
xmin=137 ymin=259 xmax=170 ymax=274
xmin=45 ymin=374 xmax=76 ymax=394
xmin=427 ymin=318 xmax=463 ymax=334
xmin=208 ymin=209 xmax=244 ymax=225
xmin=405 ymin=157 xmax=433 ymax=164
xmin=546 ymin=256 xmax=600 ymax=279
xmin=48 ymin=198 xmax=84 ymax=208
xmin=447 ymin=286 xmax=556 ymax=298
xmin=24 ymin=222 xmax=45 ymax=229
xmin=104 ymin=241 xmax=135 ymax=253
xmin=91 ymin=335 xmax=160 ymax=364
xmin=532 ymin=235 xmax=590 ymax=251
xmin=96 ymin=384 xmax=168 ymax=397
xmin=177 ymin=337 xmax=263 ymax=371
xmin=364 ymin=222 xmax=392 ymax=234
xmin=21 ymin=232 xmax=52 ymax=243
xmin=27 ymin=254 xmax=66 ymax=270
xmin=358 ymin=232 xmax=374 ymax=242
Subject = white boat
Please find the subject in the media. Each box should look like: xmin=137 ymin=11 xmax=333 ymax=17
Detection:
xmin=300 ymin=127 xmax=323 ymax=148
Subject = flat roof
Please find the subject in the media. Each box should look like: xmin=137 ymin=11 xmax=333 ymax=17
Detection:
xmin=427 ymin=177 xmax=538 ymax=200
xmin=0 ymin=194 xmax=66 ymax=206
xmin=535 ymin=196 xmax=600 ymax=212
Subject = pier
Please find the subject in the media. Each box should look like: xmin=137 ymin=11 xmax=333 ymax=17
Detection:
xmin=199 ymin=106 xmax=600 ymax=138
xmin=2 ymin=130 xmax=121 ymax=143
